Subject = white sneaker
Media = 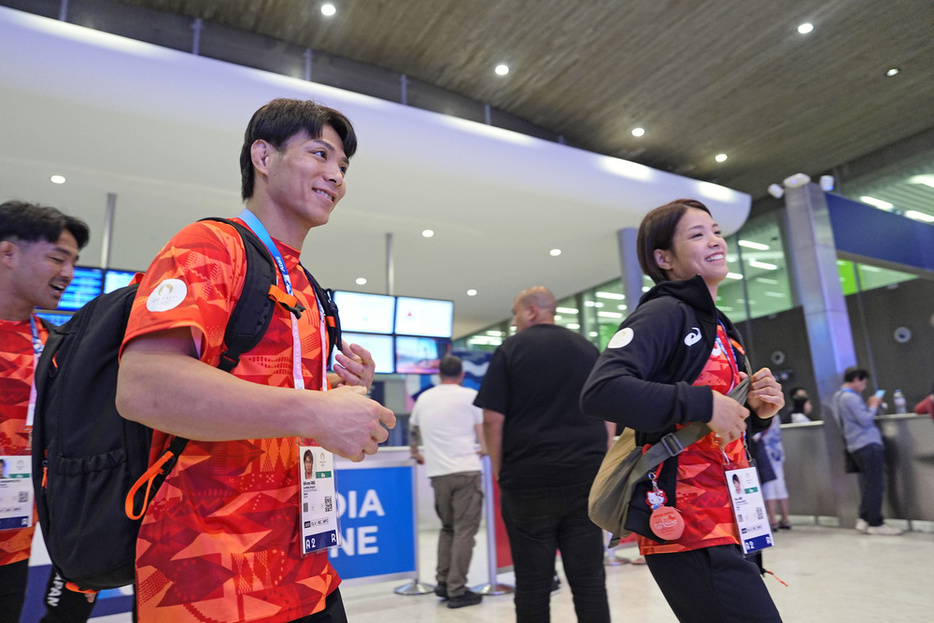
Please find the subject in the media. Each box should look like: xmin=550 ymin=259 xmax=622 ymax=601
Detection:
xmin=855 ymin=519 xmax=868 ymax=533
xmin=866 ymin=523 xmax=902 ymax=536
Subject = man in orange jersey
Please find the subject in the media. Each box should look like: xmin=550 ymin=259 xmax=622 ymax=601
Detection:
xmin=0 ymin=200 xmax=98 ymax=623
xmin=116 ymin=99 xmax=396 ymax=623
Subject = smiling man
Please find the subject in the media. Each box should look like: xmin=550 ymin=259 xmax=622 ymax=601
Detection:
xmin=0 ymin=200 xmax=99 ymax=623
xmin=116 ymin=99 xmax=396 ymax=623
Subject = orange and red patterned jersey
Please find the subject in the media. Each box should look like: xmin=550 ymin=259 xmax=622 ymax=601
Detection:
xmin=123 ymin=220 xmax=338 ymax=623
xmin=639 ymin=324 xmax=747 ymax=555
xmin=0 ymin=317 xmax=45 ymax=566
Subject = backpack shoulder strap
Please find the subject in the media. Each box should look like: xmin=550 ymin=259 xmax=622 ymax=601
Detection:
xmin=302 ymin=266 xmax=342 ymax=363
xmin=198 ymin=217 xmax=279 ymax=373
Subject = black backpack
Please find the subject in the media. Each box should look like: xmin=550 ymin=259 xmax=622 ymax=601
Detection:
xmin=31 ymin=217 xmax=341 ymax=591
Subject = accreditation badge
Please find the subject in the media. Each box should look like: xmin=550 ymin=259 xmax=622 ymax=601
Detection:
xmin=299 ymin=445 xmax=341 ymax=555
xmin=725 ymin=465 xmax=773 ymax=555
xmin=0 ymin=455 xmax=33 ymax=531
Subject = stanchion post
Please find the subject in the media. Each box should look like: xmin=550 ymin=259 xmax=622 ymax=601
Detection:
xmin=473 ymin=454 xmax=513 ymax=596
xmin=394 ymin=459 xmax=435 ymax=595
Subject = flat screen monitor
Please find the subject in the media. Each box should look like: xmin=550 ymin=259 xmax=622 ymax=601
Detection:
xmin=35 ymin=310 xmax=73 ymax=326
xmin=58 ymin=267 xmax=103 ymax=311
xmin=394 ymin=335 xmax=452 ymax=375
xmin=103 ymin=269 xmax=137 ymax=293
xmin=336 ymin=332 xmax=395 ymax=375
xmin=333 ymin=291 xmax=395 ymax=334
xmin=394 ymin=296 xmax=454 ymax=338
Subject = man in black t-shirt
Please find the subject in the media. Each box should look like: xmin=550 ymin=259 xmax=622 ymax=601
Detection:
xmin=474 ymin=286 xmax=612 ymax=623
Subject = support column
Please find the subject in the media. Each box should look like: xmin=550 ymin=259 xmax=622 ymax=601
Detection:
xmin=616 ymin=227 xmax=643 ymax=313
xmin=783 ymin=182 xmax=857 ymax=404
xmin=784 ymin=181 xmax=860 ymax=527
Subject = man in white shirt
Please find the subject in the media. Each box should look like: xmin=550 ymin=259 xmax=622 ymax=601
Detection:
xmin=410 ymin=355 xmax=487 ymax=609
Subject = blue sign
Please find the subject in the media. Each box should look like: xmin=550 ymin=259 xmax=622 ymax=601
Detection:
xmin=328 ymin=465 xmax=416 ymax=579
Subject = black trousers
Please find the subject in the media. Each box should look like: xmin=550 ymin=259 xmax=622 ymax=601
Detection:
xmin=288 ymin=588 xmax=348 ymax=623
xmin=645 ymin=545 xmax=782 ymax=623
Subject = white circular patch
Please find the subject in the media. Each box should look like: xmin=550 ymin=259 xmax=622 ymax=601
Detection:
xmin=607 ymin=327 xmax=634 ymax=349
xmin=146 ymin=279 xmax=188 ymax=312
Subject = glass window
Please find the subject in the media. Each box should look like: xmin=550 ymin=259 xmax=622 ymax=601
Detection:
xmin=715 ymin=211 xmax=793 ymax=321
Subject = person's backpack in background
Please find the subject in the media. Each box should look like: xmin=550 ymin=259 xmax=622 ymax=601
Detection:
xmin=31 ymin=218 xmax=341 ymax=591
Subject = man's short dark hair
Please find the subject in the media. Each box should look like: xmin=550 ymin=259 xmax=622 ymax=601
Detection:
xmin=438 ymin=355 xmax=463 ymax=379
xmin=844 ymin=367 xmax=869 ymax=383
xmin=240 ymin=98 xmax=358 ymax=200
xmin=0 ymin=200 xmax=90 ymax=249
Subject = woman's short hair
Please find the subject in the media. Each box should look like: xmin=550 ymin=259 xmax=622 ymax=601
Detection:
xmin=636 ymin=198 xmax=711 ymax=284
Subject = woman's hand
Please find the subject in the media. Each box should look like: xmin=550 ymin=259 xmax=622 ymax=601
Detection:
xmin=708 ymin=391 xmax=750 ymax=447
xmin=744 ymin=367 xmax=785 ymax=419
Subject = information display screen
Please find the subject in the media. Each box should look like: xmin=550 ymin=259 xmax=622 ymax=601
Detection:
xmin=394 ymin=336 xmax=451 ymax=374
xmin=337 ymin=332 xmax=396 ymax=374
xmin=394 ymin=296 xmax=454 ymax=338
xmin=333 ymin=291 xmax=396 ymax=334
xmin=103 ymin=269 xmax=136 ymax=293
xmin=58 ymin=267 xmax=103 ymax=311
xmin=35 ymin=310 xmax=73 ymax=326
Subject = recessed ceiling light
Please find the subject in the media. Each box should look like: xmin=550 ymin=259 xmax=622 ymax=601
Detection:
xmin=860 ymin=196 xmax=894 ymax=211
xmin=50 ymin=175 xmax=66 ymax=184
xmin=467 ymin=289 xmax=478 ymax=296
xmin=355 ymin=277 xmax=367 ymax=285
xmin=797 ymin=23 xmax=814 ymax=35
xmin=549 ymin=248 xmax=561 ymax=257
xmin=321 ymin=4 xmax=336 ymax=17
xmin=495 ymin=64 xmax=509 ymax=76
xmin=421 ymin=229 xmax=434 ymax=238
xmin=631 ymin=127 xmax=645 ymax=138
xmin=905 ymin=210 xmax=934 ymax=223
xmin=738 ymin=240 xmax=769 ymax=251
xmin=715 ymin=153 xmax=728 ymax=163
xmin=886 ymin=68 xmax=900 ymax=77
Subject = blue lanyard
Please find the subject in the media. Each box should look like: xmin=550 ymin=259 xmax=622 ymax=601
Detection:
xmin=239 ymin=209 xmax=294 ymax=296
xmin=26 ymin=316 xmax=43 ymax=429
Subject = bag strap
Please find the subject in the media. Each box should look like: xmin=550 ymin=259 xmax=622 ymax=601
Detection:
xmin=634 ymin=362 xmax=754 ymax=475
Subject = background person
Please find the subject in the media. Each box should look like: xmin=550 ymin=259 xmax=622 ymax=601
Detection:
xmin=409 ymin=354 xmax=486 ymax=609
xmin=581 ymin=199 xmax=784 ymax=623
xmin=115 ymin=99 xmax=396 ymax=622
xmin=474 ymin=286 xmax=613 ymax=623
xmin=0 ymin=200 xmax=97 ymax=623
xmin=832 ymin=367 xmax=902 ymax=536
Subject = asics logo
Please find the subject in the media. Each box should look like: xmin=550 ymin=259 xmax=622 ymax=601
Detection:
xmin=684 ymin=328 xmax=702 ymax=347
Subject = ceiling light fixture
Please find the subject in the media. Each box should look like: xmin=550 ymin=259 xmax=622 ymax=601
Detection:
xmin=495 ymin=64 xmax=509 ymax=76
xmin=798 ymin=22 xmax=814 ymax=34
xmin=905 ymin=210 xmax=934 ymax=223
xmin=355 ymin=277 xmax=367 ymax=285
xmin=467 ymin=289 xmax=478 ymax=296
xmin=549 ymin=248 xmax=561 ymax=257
xmin=748 ymin=259 xmax=778 ymax=270
xmin=321 ymin=3 xmax=336 ymax=17
xmin=631 ymin=127 xmax=645 ymax=137
xmin=860 ymin=196 xmax=894 ymax=211
xmin=421 ymin=229 xmax=434 ymax=238
xmin=738 ymin=240 xmax=769 ymax=251
xmin=50 ymin=175 xmax=66 ymax=184
xmin=885 ymin=68 xmax=900 ymax=77
xmin=715 ymin=153 xmax=728 ymax=163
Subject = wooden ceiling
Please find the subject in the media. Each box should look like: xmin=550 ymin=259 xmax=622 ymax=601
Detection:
xmin=109 ymin=0 xmax=934 ymax=203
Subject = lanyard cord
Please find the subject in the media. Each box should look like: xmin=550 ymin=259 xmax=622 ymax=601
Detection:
xmin=237 ymin=209 xmax=328 ymax=391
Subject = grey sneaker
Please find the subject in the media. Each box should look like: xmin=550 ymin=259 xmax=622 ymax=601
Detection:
xmin=447 ymin=589 xmax=482 ymax=609
xmin=866 ymin=523 xmax=902 ymax=536
xmin=855 ymin=519 xmax=869 ymax=533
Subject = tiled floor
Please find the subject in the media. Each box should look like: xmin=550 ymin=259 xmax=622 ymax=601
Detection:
xmin=92 ymin=519 xmax=934 ymax=622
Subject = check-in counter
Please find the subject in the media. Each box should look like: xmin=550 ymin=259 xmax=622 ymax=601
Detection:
xmin=781 ymin=413 xmax=934 ymax=527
